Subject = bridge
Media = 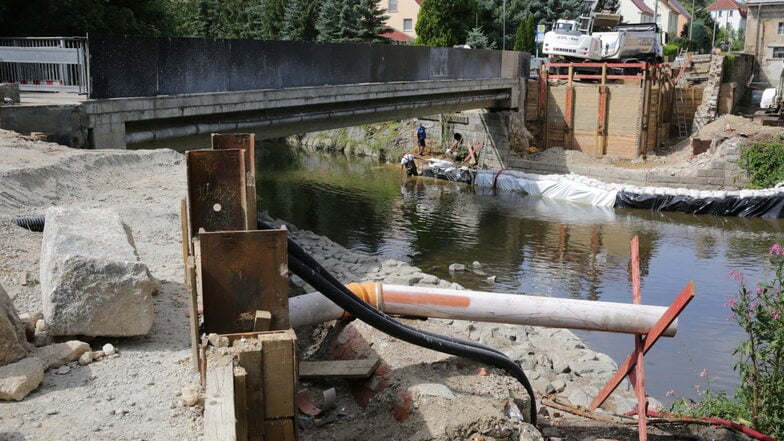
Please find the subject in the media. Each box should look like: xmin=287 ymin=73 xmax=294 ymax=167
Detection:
xmin=1 ymin=36 xmax=530 ymax=149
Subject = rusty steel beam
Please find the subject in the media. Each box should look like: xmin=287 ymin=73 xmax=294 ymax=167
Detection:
xmin=186 ymin=149 xmax=249 ymax=237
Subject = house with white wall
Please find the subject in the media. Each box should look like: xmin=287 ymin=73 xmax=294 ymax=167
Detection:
xmin=618 ymin=0 xmax=690 ymax=37
xmin=706 ymin=0 xmax=747 ymax=31
xmin=744 ymin=0 xmax=784 ymax=86
xmin=379 ymin=0 xmax=422 ymax=41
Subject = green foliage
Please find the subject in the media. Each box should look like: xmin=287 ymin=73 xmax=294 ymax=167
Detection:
xmin=663 ymin=43 xmax=681 ymax=58
xmin=0 ymin=0 xmax=174 ymax=37
xmin=466 ymin=27 xmax=497 ymax=49
xmin=724 ymin=246 xmax=784 ymax=437
xmin=316 ymin=0 xmax=345 ymax=42
xmin=281 ymin=0 xmax=320 ymax=41
xmin=513 ymin=14 xmax=536 ymax=53
xmin=670 ymin=389 xmax=748 ymax=422
xmin=354 ymin=0 xmax=392 ymax=42
xmin=722 ymin=53 xmax=736 ymax=83
xmin=415 ymin=0 xmax=478 ymax=47
xmin=739 ymin=142 xmax=784 ymax=189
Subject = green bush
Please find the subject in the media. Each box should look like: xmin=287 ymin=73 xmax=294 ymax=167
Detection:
xmin=663 ymin=43 xmax=681 ymax=58
xmin=722 ymin=53 xmax=736 ymax=83
xmin=725 ymin=245 xmax=784 ymax=437
xmin=739 ymin=142 xmax=784 ymax=189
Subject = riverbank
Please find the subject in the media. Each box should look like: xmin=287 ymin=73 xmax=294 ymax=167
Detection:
xmin=0 ymin=129 xmax=759 ymax=441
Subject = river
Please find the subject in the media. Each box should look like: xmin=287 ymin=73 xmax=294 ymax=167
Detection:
xmin=256 ymin=144 xmax=784 ymax=405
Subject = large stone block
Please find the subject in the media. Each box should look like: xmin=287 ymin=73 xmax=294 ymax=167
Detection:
xmin=0 ymin=284 xmax=32 ymax=366
xmin=41 ymin=207 xmax=159 ymax=337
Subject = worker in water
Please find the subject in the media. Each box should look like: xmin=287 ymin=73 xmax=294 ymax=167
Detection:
xmin=400 ymin=153 xmax=418 ymax=177
xmin=416 ymin=123 xmax=427 ymax=155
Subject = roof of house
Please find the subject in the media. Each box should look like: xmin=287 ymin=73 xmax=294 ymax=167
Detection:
xmin=381 ymin=29 xmax=414 ymax=42
xmin=630 ymin=0 xmax=655 ymax=15
xmin=745 ymin=0 xmax=784 ymax=5
xmin=667 ymin=0 xmax=692 ymax=19
xmin=706 ymin=0 xmax=747 ymax=13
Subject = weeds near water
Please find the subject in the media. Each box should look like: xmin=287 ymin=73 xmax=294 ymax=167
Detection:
xmin=670 ymin=244 xmax=784 ymax=438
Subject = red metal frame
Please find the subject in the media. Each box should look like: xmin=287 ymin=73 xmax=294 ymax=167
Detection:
xmin=589 ymin=280 xmax=695 ymax=411
xmin=588 ymin=236 xmax=695 ymax=441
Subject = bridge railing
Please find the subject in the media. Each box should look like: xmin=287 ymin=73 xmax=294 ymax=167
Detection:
xmin=0 ymin=37 xmax=89 ymax=94
xmin=87 ymin=35 xmax=529 ymax=99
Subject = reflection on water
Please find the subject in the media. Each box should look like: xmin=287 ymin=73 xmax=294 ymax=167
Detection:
xmin=257 ymin=144 xmax=784 ymax=403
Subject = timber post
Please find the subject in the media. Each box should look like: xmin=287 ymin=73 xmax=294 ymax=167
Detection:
xmin=564 ymin=65 xmax=575 ymax=150
xmin=595 ymin=64 xmax=608 ymax=158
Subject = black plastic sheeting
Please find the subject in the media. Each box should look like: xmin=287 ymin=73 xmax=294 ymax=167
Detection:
xmin=420 ymin=166 xmax=474 ymax=184
xmin=615 ymin=192 xmax=784 ymax=218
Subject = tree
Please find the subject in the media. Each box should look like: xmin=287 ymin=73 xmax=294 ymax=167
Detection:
xmin=337 ymin=0 xmax=362 ymax=42
xmin=466 ymin=27 xmax=497 ymax=49
xmin=0 ymin=0 xmax=175 ymax=37
xmin=355 ymin=0 xmax=392 ymax=42
xmin=282 ymin=0 xmax=321 ymax=41
xmin=316 ymin=0 xmax=344 ymax=42
xmin=513 ymin=13 xmax=536 ymax=52
xmin=416 ymin=0 xmax=478 ymax=47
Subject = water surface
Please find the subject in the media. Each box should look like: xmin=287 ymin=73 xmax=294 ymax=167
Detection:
xmin=257 ymin=145 xmax=784 ymax=404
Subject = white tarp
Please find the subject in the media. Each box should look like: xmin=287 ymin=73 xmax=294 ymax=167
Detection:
xmin=475 ymin=170 xmax=618 ymax=207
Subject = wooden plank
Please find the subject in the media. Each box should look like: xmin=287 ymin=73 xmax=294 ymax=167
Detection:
xmin=253 ymin=311 xmax=271 ymax=332
xmin=263 ymin=419 xmax=296 ymax=441
xmin=181 ymin=198 xmax=191 ymax=267
xmin=238 ymin=349 xmax=264 ymax=441
xmin=299 ymin=358 xmax=381 ymax=380
xmin=205 ymin=361 xmax=237 ymax=441
xmin=212 ymin=133 xmax=257 ymax=229
xmin=187 ymin=257 xmax=200 ymax=373
xmin=200 ymin=230 xmax=289 ymax=334
xmin=589 ymin=281 xmax=695 ymax=411
xmin=186 ymin=149 xmax=248 ymax=237
xmin=596 ymin=85 xmax=608 ymax=158
xmin=261 ymin=329 xmax=297 ymax=419
xmin=234 ymin=366 xmax=248 ymax=441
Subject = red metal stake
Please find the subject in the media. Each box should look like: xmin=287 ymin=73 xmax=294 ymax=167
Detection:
xmin=630 ymin=236 xmax=648 ymax=441
xmin=589 ymin=281 xmax=695 ymax=411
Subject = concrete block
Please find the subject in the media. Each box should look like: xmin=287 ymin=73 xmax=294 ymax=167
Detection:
xmin=0 ymin=83 xmax=20 ymax=104
xmin=0 ymin=284 xmax=32 ymax=366
xmin=41 ymin=207 xmax=159 ymax=337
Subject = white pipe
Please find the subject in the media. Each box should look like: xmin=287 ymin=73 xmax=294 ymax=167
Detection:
xmin=288 ymin=283 xmax=678 ymax=337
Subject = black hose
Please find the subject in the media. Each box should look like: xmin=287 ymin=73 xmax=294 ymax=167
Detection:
xmin=261 ymin=220 xmax=537 ymax=424
xmin=12 ymin=214 xmax=45 ymax=232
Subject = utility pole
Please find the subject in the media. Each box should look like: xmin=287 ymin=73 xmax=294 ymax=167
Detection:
xmin=688 ymin=0 xmax=695 ymax=51
xmin=503 ymin=0 xmax=507 ymax=50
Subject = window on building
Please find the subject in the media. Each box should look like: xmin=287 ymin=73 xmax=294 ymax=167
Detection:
xmin=403 ymin=18 xmax=413 ymax=31
xmin=388 ymin=0 xmax=398 ymax=13
xmin=728 ymin=10 xmax=733 ymax=17
xmin=774 ymin=47 xmax=784 ymax=59
xmin=718 ymin=10 xmax=722 ymax=17
xmin=779 ymin=22 xmax=784 ymax=34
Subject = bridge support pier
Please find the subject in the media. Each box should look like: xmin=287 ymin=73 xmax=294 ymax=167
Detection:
xmin=89 ymin=120 xmax=126 ymax=149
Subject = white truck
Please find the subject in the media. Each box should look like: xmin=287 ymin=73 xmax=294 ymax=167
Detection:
xmin=542 ymin=16 xmax=662 ymax=64
xmin=756 ymin=67 xmax=784 ymax=126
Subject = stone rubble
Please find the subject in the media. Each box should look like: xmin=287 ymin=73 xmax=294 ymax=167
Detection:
xmin=33 ymin=340 xmax=90 ymax=370
xmin=0 ymin=283 xmax=32 ymax=366
xmin=0 ymin=357 xmax=44 ymax=401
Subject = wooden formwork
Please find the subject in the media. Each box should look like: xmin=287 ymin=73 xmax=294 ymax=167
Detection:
xmin=526 ymin=63 xmax=687 ymax=159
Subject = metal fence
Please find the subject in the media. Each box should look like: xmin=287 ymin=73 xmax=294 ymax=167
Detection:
xmin=0 ymin=37 xmax=88 ymax=94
